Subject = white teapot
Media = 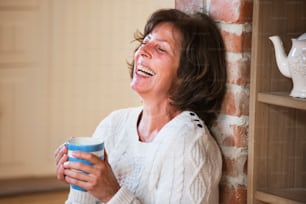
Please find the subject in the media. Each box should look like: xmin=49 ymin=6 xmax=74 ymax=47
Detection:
xmin=269 ymin=33 xmax=306 ymax=98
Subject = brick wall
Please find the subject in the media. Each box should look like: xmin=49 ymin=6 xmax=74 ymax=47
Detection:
xmin=175 ymin=0 xmax=253 ymax=204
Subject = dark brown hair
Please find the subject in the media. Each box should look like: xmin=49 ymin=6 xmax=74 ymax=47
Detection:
xmin=129 ymin=9 xmax=227 ymax=128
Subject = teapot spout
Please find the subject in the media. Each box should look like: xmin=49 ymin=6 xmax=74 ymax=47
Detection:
xmin=269 ymin=36 xmax=291 ymax=78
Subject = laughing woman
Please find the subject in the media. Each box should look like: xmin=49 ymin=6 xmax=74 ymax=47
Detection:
xmin=54 ymin=8 xmax=227 ymax=204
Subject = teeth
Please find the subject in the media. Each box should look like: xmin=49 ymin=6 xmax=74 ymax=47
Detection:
xmin=137 ymin=65 xmax=155 ymax=76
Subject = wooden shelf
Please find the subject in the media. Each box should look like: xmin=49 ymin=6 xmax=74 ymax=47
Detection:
xmin=248 ymin=1 xmax=306 ymax=203
xmin=0 ymin=191 xmax=69 ymax=204
xmin=255 ymin=188 xmax=306 ymax=204
xmin=258 ymin=92 xmax=306 ymax=110
xmin=0 ymin=176 xmax=68 ymax=197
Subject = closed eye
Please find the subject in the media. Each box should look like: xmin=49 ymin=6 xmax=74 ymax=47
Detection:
xmin=157 ymin=46 xmax=166 ymax=52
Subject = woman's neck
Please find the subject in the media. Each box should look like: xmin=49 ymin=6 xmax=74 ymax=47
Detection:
xmin=137 ymin=102 xmax=181 ymax=142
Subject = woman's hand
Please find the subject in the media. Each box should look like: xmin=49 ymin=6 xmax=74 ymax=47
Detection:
xmin=54 ymin=143 xmax=68 ymax=182
xmin=63 ymin=150 xmax=120 ymax=203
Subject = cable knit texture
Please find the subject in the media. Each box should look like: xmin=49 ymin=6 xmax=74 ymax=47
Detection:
xmin=65 ymin=107 xmax=222 ymax=204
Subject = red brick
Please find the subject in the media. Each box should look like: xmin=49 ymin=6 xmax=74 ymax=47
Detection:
xmin=221 ymin=88 xmax=249 ymax=116
xmin=222 ymin=154 xmax=247 ymax=177
xmin=210 ymin=0 xmax=253 ymax=23
xmin=221 ymin=135 xmax=234 ymax=146
xmin=212 ymin=115 xmax=248 ymax=148
xmin=232 ymin=125 xmax=248 ymax=147
xmin=221 ymin=91 xmax=236 ymax=115
xmin=175 ymin=0 xmax=204 ymax=14
xmin=239 ymin=0 xmax=253 ymax=23
xmin=222 ymin=30 xmax=252 ymax=53
xmin=213 ymin=121 xmax=248 ymax=147
xmin=219 ymin=125 xmax=248 ymax=147
xmin=220 ymin=184 xmax=247 ymax=204
xmin=227 ymin=57 xmax=250 ymax=86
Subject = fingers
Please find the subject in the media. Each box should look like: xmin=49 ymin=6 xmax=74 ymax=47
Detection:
xmin=64 ymin=172 xmax=92 ymax=191
xmin=64 ymin=160 xmax=94 ymax=174
xmin=54 ymin=143 xmax=66 ymax=158
xmin=57 ymin=153 xmax=68 ymax=169
xmin=56 ymin=162 xmax=66 ymax=181
xmin=63 ymin=151 xmax=105 ymax=182
xmin=54 ymin=144 xmax=68 ymax=182
xmin=63 ymin=149 xmax=120 ymax=201
xmin=54 ymin=144 xmax=67 ymax=166
xmin=71 ymin=151 xmax=102 ymax=165
xmin=63 ymin=161 xmax=97 ymax=190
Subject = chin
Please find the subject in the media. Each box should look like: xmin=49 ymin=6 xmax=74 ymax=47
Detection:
xmin=130 ymin=82 xmax=140 ymax=93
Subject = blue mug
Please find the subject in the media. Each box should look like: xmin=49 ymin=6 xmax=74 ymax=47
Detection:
xmin=66 ymin=137 xmax=104 ymax=191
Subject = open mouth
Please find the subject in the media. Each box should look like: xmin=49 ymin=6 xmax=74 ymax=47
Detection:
xmin=137 ymin=65 xmax=155 ymax=77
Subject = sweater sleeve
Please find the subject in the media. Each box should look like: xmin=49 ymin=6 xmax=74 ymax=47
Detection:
xmin=107 ymin=186 xmax=142 ymax=204
xmin=65 ymin=188 xmax=97 ymax=204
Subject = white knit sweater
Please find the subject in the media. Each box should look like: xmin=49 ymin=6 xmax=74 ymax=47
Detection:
xmin=65 ymin=107 xmax=222 ymax=204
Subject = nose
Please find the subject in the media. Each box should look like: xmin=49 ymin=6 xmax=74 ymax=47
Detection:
xmin=138 ymin=43 xmax=152 ymax=58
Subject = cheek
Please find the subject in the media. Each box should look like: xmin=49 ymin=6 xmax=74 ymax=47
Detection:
xmin=161 ymin=65 xmax=178 ymax=86
xmin=134 ymin=49 xmax=141 ymax=60
xmin=132 ymin=53 xmax=140 ymax=74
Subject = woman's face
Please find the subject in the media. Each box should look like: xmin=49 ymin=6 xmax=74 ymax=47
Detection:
xmin=130 ymin=22 xmax=182 ymax=102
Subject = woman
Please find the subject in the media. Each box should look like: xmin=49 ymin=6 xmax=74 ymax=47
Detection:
xmin=54 ymin=8 xmax=227 ymax=204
